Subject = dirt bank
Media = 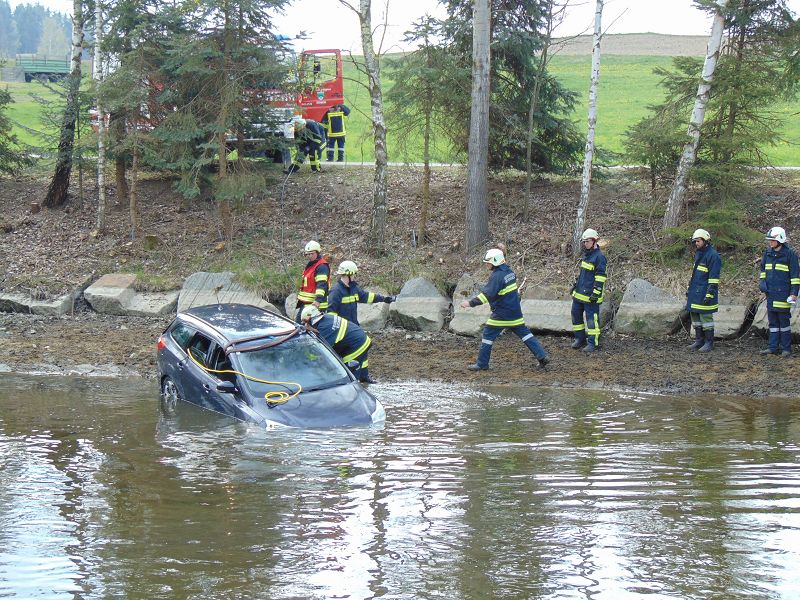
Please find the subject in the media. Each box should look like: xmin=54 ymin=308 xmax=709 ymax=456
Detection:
xmin=1 ymin=306 xmax=796 ymax=398
xmin=1 ymin=167 xmax=799 ymax=398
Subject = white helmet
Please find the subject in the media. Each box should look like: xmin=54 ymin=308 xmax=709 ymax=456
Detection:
xmin=300 ymin=305 xmax=322 ymax=322
xmin=765 ymin=226 xmax=786 ymax=244
xmin=304 ymin=240 xmax=321 ymax=253
xmin=337 ymin=260 xmax=358 ymax=276
xmin=581 ymin=228 xmax=599 ymax=241
xmin=483 ymin=248 xmax=505 ymax=267
xmin=692 ymin=228 xmax=711 ymax=241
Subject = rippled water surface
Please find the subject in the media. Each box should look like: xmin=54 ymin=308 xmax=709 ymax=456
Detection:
xmin=1 ymin=374 xmax=800 ymax=599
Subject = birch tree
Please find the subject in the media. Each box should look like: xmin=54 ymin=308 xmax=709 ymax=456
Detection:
xmin=43 ymin=0 xmax=85 ymax=208
xmin=572 ymin=0 xmax=603 ymax=254
xmin=338 ymin=0 xmax=388 ymax=255
xmin=662 ymin=0 xmax=727 ymax=229
xmin=465 ymin=0 xmax=490 ymax=252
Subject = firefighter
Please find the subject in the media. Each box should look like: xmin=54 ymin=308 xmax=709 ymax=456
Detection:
xmin=322 ymin=103 xmax=351 ymax=162
xmin=301 ymin=305 xmax=376 ymax=384
xmin=460 ymin=248 xmax=550 ymax=370
xmin=327 ymin=260 xmax=395 ymax=326
xmin=685 ymin=228 xmax=722 ymax=353
xmin=284 ymin=118 xmax=325 ymax=174
xmin=570 ymin=228 xmax=608 ymax=352
xmin=295 ymin=240 xmax=330 ymax=323
xmin=758 ymin=226 xmax=799 ymax=357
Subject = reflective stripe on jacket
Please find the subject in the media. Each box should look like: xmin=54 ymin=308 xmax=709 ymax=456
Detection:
xmin=327 ymin=278 xmax=387 ymax=325
xmin=314 ymin=314 xmax=371 ymax=362
xmin=760 ymin=243 xmax=800 ymax=312
xmin=468 ymin=263 xmax=525 ymax=327
xmin=686 ymin=243 xmax=722 ymax=313
xmin=298 ymin=257 xmax=330 ymax=309
xmin=571 ymin=246 xmax=607 ymax=304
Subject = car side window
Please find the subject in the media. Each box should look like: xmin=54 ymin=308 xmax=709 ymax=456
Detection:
xmin=170 ymin=322 xmax=196 ymax=349
xmin=187 ymin=333 xmax=212 ymax=367
xmin=208 ymin=344 xmax=237 ymax=383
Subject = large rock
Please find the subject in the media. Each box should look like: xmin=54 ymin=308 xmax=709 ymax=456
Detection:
xmin=712 ymin=301 xmax=749 ymax=339
xmin=449 ymin=273 xmax=490 ymax=336
xmin=84 ymin=273 xmax=181 ymax=317
xmin=285 ymin=293 xmax=298 ymax=319
xmin=84 ymin=273 xmax=137 ymax=315
xmin=615 ymin=278 xmax=683 ymax=336
xmin=450 ymin=273 xmax=613 ymax=337
xmin=178 ymin=272 xmax=276 ymax=313
xmin=751 ymin=300 xmax=800 ymax=340
xmin=358 ymin=289 xmax=391 ymax=331
xmin=0 ymin=275 xmax=93 ymax=316
xmin=390 ymin=277 xmax=450 ymax=332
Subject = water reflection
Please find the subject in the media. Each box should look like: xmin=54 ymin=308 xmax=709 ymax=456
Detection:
xmin=0 ymin=376 xmax=799 ymax=598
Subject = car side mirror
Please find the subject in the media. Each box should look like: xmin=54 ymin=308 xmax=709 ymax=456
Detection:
xmin=216 ymin=381 xmax=238 ymax=394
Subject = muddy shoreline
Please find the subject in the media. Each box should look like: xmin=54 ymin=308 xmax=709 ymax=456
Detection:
xmin=1 ymin=308 xmax=796 ymax=399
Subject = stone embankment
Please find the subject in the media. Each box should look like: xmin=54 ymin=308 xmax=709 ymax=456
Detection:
xmin=1 ymin=272 xmax=797 ymax=340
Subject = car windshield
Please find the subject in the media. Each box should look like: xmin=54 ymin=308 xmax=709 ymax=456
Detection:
xmin=234 ymin=333 xmax=350 ymax=396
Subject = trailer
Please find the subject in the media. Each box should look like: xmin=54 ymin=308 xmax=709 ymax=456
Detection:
xmin=15 ymin=54 xmax=70 ymax=83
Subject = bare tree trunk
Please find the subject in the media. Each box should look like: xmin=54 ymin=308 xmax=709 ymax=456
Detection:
xmin=419 ymin=110 xmax=431 ymax=244
xmin=572 ymin=0 xmax=603 ymax=255
xmin=129 ymin=139 xmax=139 ymax=240
xmin=43 ymin=0 xmax=84 ymax=209
xmin=94 ymin=0 xmax=107 ymax=233
xmin=662 ymin=0 xmax=727 ymax=229
xmin=465 ymin=0 xmax=490 ymax=252
xmin=357 ymin=0 xmax=388 ymax=255
xmin=111 ymin=113 xmax=130 ymax=207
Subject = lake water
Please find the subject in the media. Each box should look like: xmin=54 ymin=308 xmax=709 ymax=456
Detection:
xmin=1 ymin=374 xmax=799 ymax=599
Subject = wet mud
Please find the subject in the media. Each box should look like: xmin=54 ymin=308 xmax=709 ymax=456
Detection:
xmin=1 ymin=310 xmax=797 ymax=399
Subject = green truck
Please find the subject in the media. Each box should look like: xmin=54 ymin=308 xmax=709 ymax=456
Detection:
xmin=15 ymin=54 xmax=70 ymax=82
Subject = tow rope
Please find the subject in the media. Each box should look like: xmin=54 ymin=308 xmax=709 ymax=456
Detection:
xmin=187 ymin=347 xmax=302 ymax=405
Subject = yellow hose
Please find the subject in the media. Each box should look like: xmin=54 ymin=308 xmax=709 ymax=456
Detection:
xmin=187 ymin=348 xmax=302 ymax=405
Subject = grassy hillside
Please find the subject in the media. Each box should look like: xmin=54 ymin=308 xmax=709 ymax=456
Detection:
xmin=5 ymin=48 xmax=798 ymax=166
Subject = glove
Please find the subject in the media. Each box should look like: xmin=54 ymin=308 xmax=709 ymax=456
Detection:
xmin=589 ymin=293 xmax=599 ymax=303
xmin=759 ymin=281 xmax=768 ymax=294
xmin=703 ymin=295 xmax=714 ymax=305
xmin=383 ymin=296 xmax=395 ymax=303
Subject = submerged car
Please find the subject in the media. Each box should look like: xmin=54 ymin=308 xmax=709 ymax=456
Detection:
xmin=156 ymin=304 xmax=385 ymax=428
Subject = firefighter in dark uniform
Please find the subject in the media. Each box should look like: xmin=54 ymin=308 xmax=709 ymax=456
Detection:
xmin=685 ymin=228 xmax=722 ymax=353
xmin=284 ymin=118 xmax=325 ymax=174
xmin=322 ymin=103 xmax=351 ymax=162
xmin=295 ymin=240 xmax=330 ymax=323
xmin=571 ymin=228 xmax=608 ymax=352
xmin=460 ymin=248 xmax=550 ymax=370
xmin=759 ymin=226 xmax=799 ymax=357
xmin=327 ymin=260 xmax=395 ymax=326
xmin=301 ymin=305 xmax=376 ymax=383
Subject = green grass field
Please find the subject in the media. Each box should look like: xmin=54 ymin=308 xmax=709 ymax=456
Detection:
xmin=5 ymin=53 xmax=798 ymax=165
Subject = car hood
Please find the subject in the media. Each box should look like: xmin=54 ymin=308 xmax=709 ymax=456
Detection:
xmin=249 ymin=382 xmax=384 ymax=428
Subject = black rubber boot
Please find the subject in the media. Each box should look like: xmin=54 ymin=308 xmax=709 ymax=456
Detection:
xmin=688 ymin=327 xmax=704 ymax=351
xmin=571 ymin=337 xmax=586 ymax=349
xmin=698 ymin=329 xmax=714 ymax=353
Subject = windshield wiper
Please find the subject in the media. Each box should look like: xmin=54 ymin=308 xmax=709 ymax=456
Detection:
xmin=303 ymin=378 xmax=350 ymax=392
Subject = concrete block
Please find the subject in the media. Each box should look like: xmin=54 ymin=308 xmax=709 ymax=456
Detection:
xmin=178 ymin=271 xmax=275 ymax=313
xmin=125 ymin=291 xmax=180 ymax=317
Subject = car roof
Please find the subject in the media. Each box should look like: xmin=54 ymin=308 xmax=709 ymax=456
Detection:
xmin=181 ymin=304 xmax=297 ymax=342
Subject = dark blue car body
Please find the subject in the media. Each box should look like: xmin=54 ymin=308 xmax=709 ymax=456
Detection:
xmin=157 ymin=304 xmax=385 ymax=428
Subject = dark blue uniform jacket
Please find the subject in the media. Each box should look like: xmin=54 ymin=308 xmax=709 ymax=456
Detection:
xmin=313 ymin=314 xmax=371 ymax=362
xmin=327 ymin=279 xmax=388 ymax=325
xmin=759 ymin=243 xmax=800 ymax=312
xmin=572 ymin=246 xmax=607 ymax=304
xmin=468 ymin=264 xmax=525 ymax=327
xmin=686 ymin=243 xmax=722 ymax=313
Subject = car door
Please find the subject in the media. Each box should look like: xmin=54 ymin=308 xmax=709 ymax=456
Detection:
xmin=184 ymin=333 xmax=236 ymax=417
